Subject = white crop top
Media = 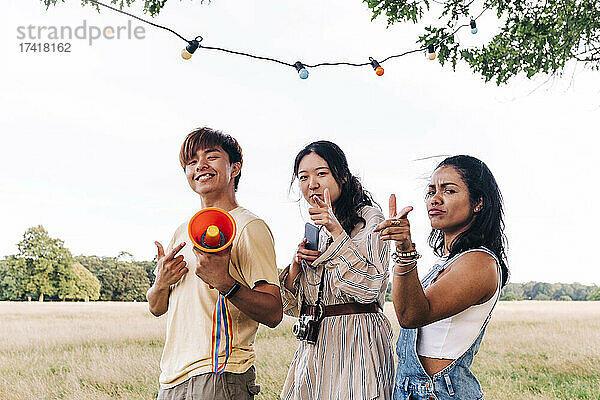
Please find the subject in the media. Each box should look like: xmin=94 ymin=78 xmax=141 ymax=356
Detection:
xmin=416 ymin=248 xmax=501 ymax=360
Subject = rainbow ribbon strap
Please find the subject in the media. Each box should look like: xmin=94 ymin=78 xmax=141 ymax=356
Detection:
xmin=211 ymin=294 xmax=233 ymax=374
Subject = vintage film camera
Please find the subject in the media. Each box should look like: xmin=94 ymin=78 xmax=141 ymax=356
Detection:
xmin=293 ymin=303 xmax=324 ymax=344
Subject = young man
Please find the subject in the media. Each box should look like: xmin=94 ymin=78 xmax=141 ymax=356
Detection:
xmin=147 ymin=127 xmax=283 ymax=400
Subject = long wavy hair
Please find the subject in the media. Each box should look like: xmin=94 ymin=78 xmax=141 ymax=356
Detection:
xmin=428 ymin=155 xmax=509 ymax=287
xmin=292 ymin=141 xmax=378 ymax=235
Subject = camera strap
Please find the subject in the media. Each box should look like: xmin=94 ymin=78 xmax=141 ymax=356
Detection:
xmin=300 ymin=266 xmax=326 ymax=319
xmin=300 ymin=235 xmax=332 ymax=320
xmin=314 ymin=235 xmax=335 ymax=318
xmin=315 ymin=267 xmax=326 ymax=312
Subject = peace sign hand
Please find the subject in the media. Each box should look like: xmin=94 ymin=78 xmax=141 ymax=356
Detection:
xmin=374 ymin=194 xmax=414 ymax=252
xmin=308 ymin=188 xmax=344 ymax=238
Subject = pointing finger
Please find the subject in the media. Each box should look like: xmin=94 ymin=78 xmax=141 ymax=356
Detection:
xmin=176 ymin=265 xmax=188 ymax=279
xmin=389 ymin=194 xmax=397 ymax=219
xmin=155 ymin=241 xmax=165 ymax=259
xmin=166 ymin=242 xmax=186 ymax=260
xmin=373 ymin=220 xmax=388 ymax=232
xmin=397 ymin=206 xmax=414 ymax=219
xmin=308 ymin=207 xmax=326 ymax=215
xmin=313 ymin=195 xmax=327 ymax=208
xmin=324 ymin=188 xmax=332 ymax=207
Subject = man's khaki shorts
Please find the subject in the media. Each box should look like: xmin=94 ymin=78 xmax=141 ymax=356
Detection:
xmin=157 ymin=366 xmax=260 ymax=400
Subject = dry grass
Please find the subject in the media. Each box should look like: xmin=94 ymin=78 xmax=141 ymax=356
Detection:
xmin=0 ymin=301 xmax=598 ymax=399
xmin=472 ymin=302 xmax=600 ymax=400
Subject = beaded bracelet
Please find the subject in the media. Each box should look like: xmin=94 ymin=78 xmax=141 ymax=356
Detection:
xmin=394 ymin=258 xmax=418 ymax=267
xmin=395 ymin=244 xmax=418 ymax=258
xmin=391 ymin=250 xmax=421 ymax=264
xmin=393 ymin=262 xmax=418 ymax=276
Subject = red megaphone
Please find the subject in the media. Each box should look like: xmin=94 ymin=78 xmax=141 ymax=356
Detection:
xmin=188 ymin=207 xmax=237 ymax=253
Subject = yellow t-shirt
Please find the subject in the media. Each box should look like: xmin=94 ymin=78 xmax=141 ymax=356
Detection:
xmin=157 ymin=206 xmax=279 ymax=388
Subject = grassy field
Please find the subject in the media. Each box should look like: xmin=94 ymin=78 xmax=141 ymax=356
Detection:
xmin=0 ymin=301 xmax=598 ymax=400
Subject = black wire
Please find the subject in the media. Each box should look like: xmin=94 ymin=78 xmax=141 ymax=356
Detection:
xmin=199 ymin=45 xmax=295 ymax=67
xmin=305 ymin=61 xmax=371 ymax=68
xmin=85 ymin=0 xmax=190 ymax=42
xmin=83 ymin=0 xmax=488 ymax=71
xmin=381 ymin=48 xmax=426 ymax=63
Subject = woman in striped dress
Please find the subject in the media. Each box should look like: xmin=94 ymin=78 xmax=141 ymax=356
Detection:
xmin=279 ymin=140 xmax=394 ymax=400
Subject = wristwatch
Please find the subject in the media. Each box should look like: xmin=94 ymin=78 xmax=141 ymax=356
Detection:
xmin=222 ymin=281 xmax=242 ymax=299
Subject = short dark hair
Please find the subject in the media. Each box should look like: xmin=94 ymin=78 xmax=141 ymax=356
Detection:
xmin=292 ymin=140 xmax=378 ymax=235
xmin=428 ymin=155 xmax=509 ymax=287
xmin=179 ymin=127 xmax=243 ymax=190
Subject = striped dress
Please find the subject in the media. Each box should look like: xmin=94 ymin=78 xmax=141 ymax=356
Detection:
xmin=280 ymin=205 xmax=394 ymax=400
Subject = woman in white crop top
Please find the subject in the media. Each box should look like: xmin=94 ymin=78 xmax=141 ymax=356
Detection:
xmin=375 ymin=155 xmax=508 ymax=399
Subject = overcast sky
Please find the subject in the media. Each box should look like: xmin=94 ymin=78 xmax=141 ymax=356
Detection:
xmin=3 ymin=0 xmax=599 ymax=285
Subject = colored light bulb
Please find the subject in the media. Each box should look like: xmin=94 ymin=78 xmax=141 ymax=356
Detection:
xmin=294 ymin=61 xmax=309 ymax=79
xmin=370 ymin=58 xmax=384 ymax=76
xmin=181 ymin=40 xmax=199 ymax=60
xmin=470 ymin=19 xmax=478 ymax=34
xmin=427 ymin=44 xmax=436 ymax=60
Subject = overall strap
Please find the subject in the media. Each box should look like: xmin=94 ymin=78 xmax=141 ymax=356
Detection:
xmin=420 ymin=262 xmax=446 ymax=288
xmin=419 ymin=249 xmax=468 ymax=288
xmin=430 ymin=247 xmax=504 ymax=382
xmin=448 ymin=247 xmax=502 ymax=334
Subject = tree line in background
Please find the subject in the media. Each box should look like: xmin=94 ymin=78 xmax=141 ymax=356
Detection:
xmin=2 ymin=226 xmax=599 ymax=302
xmin=0 ymin=226 xmax=155 ymax=301
xmin=383 ymin=278 xmax=600 ymax=302
xmin=500 ymin=281 xmax=600 ymax=301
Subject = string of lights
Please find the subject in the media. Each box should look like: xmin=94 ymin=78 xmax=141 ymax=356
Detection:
xmin=85 ymin=0 xmax=485 ymax=79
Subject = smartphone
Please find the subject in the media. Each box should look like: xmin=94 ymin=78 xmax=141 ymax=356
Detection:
xmin=304 ymin=223 xmax=320 ymax=251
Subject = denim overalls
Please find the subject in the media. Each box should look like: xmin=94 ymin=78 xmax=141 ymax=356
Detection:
xmin=393 ymin=248 xmax=501 ymax=400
